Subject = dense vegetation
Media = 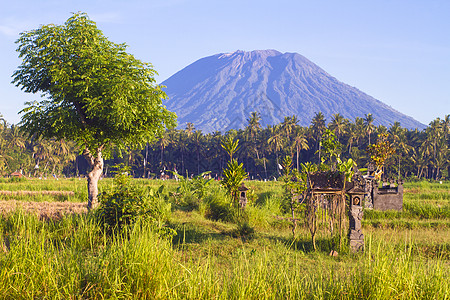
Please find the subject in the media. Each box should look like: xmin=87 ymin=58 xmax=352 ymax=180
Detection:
xmin=1 ymin=112 xmax=448 ymax=181
xmin=0 ymin=178 xmax=448 ymax=298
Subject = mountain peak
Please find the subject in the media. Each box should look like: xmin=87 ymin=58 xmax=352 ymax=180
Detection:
xmin=163 ymin=50 xmax=424 ymax=132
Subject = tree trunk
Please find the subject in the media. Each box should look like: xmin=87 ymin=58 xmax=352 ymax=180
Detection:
xmin=83 ymin=147 xmax=104 ymax=210
xmin=197 ymin=149 xmax=200 ymax=175
xmin=263 ymin=154 xmax=267 ymax=180
xmin=276 ymin=152 xmax=280 ymax=175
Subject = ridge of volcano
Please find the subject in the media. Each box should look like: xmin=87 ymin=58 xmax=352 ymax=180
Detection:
xmin=162 ymin=50 xmax=424 ymax=132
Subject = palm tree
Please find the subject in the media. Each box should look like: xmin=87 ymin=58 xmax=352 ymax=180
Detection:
xmin=157 ymin=131 xmax=170 ymax=167
xmin=346 ymin=123 xmax=358 ymax=154
xmin=364 ymin=113 xmax=376 ymax=145
xmin=268 ymin=124 xmax=284 ymax=175
xmin=310 ymin=112 xmax=326 ymax=161
xmin=354 ymin=117 xmax=365 ymax=147
xmin=281 ymin=115 xmax=298 ymax=142
xmin=389 ymin=122 xmax=410 ymax=179
xmin=54 ymin=139 xmax=76 ymax=175
xmin=328 ymin=113 xmax=348 ymax=142
xmin=185 ymin=122 xmax=195 ymax=137
xmin=443 ymin=115 xmax=450 ymax=140
xmin=245 ymin=111 xmax=262 ymax=159
xmin=7 ymin=125 xmax=26 ymax=150
xmin=31 ymin=138 xmax=55 ymax=176
xmin=192 ymin=130 xmax=204 ymax=175
xmin=292 ymin=127 xmax=309 ymax=171
xmin=434 ymin=138 xmax=448 ymax=179
xmin=426 ymin=119 xmax=444 ymax=179
xmin=411 ymin=146 xmax=427 ymax=178
xmin=246 ymin=112 xmax=262 ymax=135
xmin=177 ymin=130 xmax=189 ymax=176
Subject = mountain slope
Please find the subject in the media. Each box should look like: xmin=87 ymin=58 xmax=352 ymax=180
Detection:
xmin=162 ymin=50 xmax=424 ymax=132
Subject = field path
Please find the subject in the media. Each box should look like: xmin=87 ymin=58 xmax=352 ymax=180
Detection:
xmin=0 ymin=200 xmax=87 ymax=219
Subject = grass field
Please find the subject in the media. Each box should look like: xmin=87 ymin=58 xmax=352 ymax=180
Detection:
xmin=0 ymin=177 xmax=449 ymax=299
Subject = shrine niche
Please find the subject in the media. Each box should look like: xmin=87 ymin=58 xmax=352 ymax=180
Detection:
xmin=238 ymin=182 xmax=249 ymax=209
xmin=305 ymin=170 xmax=367 ymax=252
xmin=345 ymin=171 xmax=366 ymax=252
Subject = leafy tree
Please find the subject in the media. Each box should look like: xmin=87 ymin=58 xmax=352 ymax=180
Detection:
xmin=222 ymin=135 xmax=240 ymax=160
xmin=318 ymin=129 xmax=343 ymax=170
xmin=367 ymin=133 xmax=395 ymax=180
xmin=220 ymin=137 xmax=248 ymax=210
xmin=12 ymin=13 xmax=176 ymax=208
xmin=280 ymin=155 xmax=307 ymax=237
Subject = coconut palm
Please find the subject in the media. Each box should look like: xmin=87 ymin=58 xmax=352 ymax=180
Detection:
xmin=292 ymin=127 xmax=309 ymax=171
xmin=185 ymin=122 xmax=195 ymax=137
xmin=389 ymin=122 xmax=411 ymax=179
xmin=328 ymin=113 xmax=348 ymax=141
xmin=157 ymin=131 xmax=170 ymax=166
xmin=268 ymin=124 xmax=284 ymax=175
xmin=364 ymin=113 xmax=376 ymax=145
xmin=281 ymin=115 xmax=298 ymax=142
xmin=192 ymin=130 xmax=204 ymax=175
xmin=310 ymin=112 xmax=326 ymax=162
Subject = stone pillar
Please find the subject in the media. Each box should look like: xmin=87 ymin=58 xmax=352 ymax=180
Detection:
xmin=348 ymin=195 xmax=364 ymax=252
xmin=364 ymin=179 xmax=374 ymax=209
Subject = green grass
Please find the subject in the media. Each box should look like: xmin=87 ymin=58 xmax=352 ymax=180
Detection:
xmin=0 ymin=211 xmax=448 ymax=299
xmin=0 ymin=178 xmax=449 ymax=298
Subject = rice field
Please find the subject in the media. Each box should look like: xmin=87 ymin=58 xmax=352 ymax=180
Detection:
xmin=0 ymin=177 xmax=448 ymax=299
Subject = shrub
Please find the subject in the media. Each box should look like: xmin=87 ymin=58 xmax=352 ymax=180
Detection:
xmin=203 ymin=189 xmax=235 ymax=222
xmin=170 ymin=171 xmax=213 ymax=210
xmin=95 ymin=166 xmax=171 ymax=232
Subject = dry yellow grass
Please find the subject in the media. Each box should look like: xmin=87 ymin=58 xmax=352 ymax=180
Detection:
xmin=0 ymin=190 xmax=75 ymax=196
xmin=0 ymin=200 xmax=87 ymax=219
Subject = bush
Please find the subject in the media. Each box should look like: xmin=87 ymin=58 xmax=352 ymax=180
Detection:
xmin=170 ymin=171 xmax=213 ymax=210
xmin=203 ymin=188 xmax=236 ymax=222
xmin=95 ymin=166 xmax=171 ymax=232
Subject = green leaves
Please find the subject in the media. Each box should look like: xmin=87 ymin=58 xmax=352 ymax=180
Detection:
xmin=318 ymin=129 xmax=343 ymax=168
xmin=96 ymin=165 xmax=171 ymax=232
xmin=12 ymin=12 xmax=176 ymax=157
xmin=221 ymin=159 xmax=248 ymax=206
xmin=338 ymin=158 xmax=357 ymax=182
xmin=221 ymin=136 xmax=240 ymax=160
xmin=367 ymin=133 xmax=395 ymax=179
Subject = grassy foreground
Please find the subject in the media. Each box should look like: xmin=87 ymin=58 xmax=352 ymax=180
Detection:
xmin=0 ymin=178 xmax=449 ymax=299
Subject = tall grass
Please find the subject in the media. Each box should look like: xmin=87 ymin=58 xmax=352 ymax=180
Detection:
xmin=1 ymin=212 xmax=448 ymax=299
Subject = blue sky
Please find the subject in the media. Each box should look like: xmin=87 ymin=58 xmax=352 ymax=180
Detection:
xmin=1 ymin=0 xmax=449 ymax=126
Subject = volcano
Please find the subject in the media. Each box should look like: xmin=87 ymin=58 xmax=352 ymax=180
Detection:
xmin=162 ymin=50 xmax=424 ymax=132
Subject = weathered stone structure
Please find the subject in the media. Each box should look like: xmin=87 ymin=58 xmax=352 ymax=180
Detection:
xmin=238 ymin=182 xmax=249 ymax=209
xmin=307 ymin=170 xmax=366 ymax=252
xmin=363 ymin=164 xmax=403 ymax=211
xmin=372 ymin=179 xmax=403 ymax=211
xmin=346 ymin=171 xmax=366 ymax=252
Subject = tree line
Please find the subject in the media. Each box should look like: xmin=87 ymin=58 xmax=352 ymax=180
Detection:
xmin=1 ymin=111 xmax=448 ymax=180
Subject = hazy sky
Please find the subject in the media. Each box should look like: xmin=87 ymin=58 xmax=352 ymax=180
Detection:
xmin=1 ymin=0 xmax=449 ymax=126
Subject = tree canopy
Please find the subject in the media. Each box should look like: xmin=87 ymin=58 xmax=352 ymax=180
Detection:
xmin=12 ymin=12 xmax=176 ymax=156
xmin=12 ymin=12 xmax=176 ymax=208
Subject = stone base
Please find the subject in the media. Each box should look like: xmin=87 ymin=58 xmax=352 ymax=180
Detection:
xmin=349 ymin=239 xmax=364 ymax=252
xmin=349 ymin=229 xmax=364 ymax=240
xmin=364 ymin=200 xmax=373 ymax=209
